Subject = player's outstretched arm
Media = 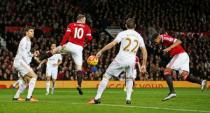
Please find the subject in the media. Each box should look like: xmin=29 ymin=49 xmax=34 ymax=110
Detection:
xmin=37 ymin=59 xmax=47 ymax=70
xmin=137 ymin=62 xmax=141 ymax=73
xmin=140 ymin=47 xmax=148 ymax=73
xmin=96 ymin=40 xmax=118 ymax=57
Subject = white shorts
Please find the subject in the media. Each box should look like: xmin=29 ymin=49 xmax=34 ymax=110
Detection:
xmin=59 ymin=42 xmax=83 ymax=66
xmin=13 ymin=59 xmax=33 ymax=77
xmin=46 ymin=67 xmax=58 ymax=80
xmin=167 ymin=52 xmax=189 ymax=74
xmin=105 ymin=60 xmax=136 ymax=79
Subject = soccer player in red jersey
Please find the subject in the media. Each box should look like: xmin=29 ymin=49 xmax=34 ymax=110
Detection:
xmin=55 ymin=14 xmax=92 ymax=95
xmin=152 ymin=33 xmax=207 ymax=101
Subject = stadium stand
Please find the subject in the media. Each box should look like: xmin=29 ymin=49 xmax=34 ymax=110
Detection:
xmin=0 ymin=0 xmax=209 ymax=80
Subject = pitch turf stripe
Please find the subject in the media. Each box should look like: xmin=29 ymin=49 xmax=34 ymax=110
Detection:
xmin=56 ymin=90 xmax=209 ymax=95
xmin=72 ymin=103 xmax=210 ymax=113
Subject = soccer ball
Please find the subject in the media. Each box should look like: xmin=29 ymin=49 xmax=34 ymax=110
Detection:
xmin=87 ymin=55 xmax=98 ymax=66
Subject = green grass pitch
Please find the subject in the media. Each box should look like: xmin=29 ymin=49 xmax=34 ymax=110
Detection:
xmin=0 ymin=88 xmax=209 ymax=113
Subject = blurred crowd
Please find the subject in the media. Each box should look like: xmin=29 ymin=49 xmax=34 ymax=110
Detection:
xmin=0 ymin=0 xmax=210 ymax=81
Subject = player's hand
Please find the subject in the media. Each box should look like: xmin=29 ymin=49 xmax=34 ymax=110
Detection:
xmin=33 ymin=50 xmax=40 ymax=57
xmin=140 ymin=65 xmax=147 ymax=73
xmin=96 ymin=51 xmax=102 ymax=58
xmin=163 ymin=47 xmax=171 ymax=53
xmin=52 ymin=63 xmax=58 ymax=67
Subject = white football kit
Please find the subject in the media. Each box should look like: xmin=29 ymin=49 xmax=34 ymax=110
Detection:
xmin=46 ymin=54 xmax=62 ymax=79
xmin=105 ymin=29 xmax=145 ymax=79
xmin=58 ymin=42 xmax=83 ymax=66
xmin=13 ymin=36 xmax=33 ymax=76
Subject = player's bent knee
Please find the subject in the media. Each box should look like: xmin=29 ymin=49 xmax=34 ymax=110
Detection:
xmin=181 ymin=71 xmax=189 ymax=80
xmin=164 ymin=68 xmax=172 ymax=76
xmin=76 ymin=70 xmax=83 ymax=77
xmin=103 ymin=73 xmax=111 ymax=80
xmin=25 ymin=71 xmax=37 ymax=81
xmin=126 ymin=76 xmax=135 ymax=80
xmin=30 ymin=72 xmax=37 ymax=78
xmin=46 ymin=77 xmax=51 ymax=81
xmin=52 ymin=79 xmax=56 ymax=82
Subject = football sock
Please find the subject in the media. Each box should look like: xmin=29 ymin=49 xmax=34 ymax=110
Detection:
xmin=52 ymin=81 xmax=55 ymax=89
xmin=95 ymin=77 xmax=109 ymax=100
xmin=186 ymin=75 xmax=202 ymax=84
xmin=51 ymin=81 xmax=55 ymax=94
xmin=77 ymin=71 xmax=83 ymax=87
xmin=126 ymin=79 xmax=133 ymax=101
xmin=14 ymin=80 xmax=27 ymax=98
xmin=13 ymin=79 xmax=21 ymax=87
xmin=27 ymin=78 xmax=36 ymax=99
xmin=165 ymin=75 xmax=175 ymax=93
xmin=46 ymin=81 xmax=50 ymax=94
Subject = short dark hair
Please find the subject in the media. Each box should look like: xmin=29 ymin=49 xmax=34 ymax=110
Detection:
xmin=152 ymin=33 xmax=160 ymax=40
xmin=126 ymin=18 xmax=136 ymax=29
xmin=24 ymin=26 xmax=35 ymax=32
xmin=51 ymin=41 xmax=57 ymax=45
xmin=76 ymin=14 xmax=85 ymax=21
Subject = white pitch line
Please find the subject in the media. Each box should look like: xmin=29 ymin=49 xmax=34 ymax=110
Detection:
xmin=71 ymin=102 xmax=210 ymax=113
xmin=1 ymin=100 xmax=210 ymax=113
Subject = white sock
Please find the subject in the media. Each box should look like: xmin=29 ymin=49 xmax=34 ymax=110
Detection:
xmin=46 ymin=81 xmax=50 ymax=94
xmin=13 ymin=80 xmax=19 ymax=87
xmin=95 ymin=77 xmax=109 ymax=100
xmin=27 ymin=78 xmax=37 ymax=99
xmin=14 ymin=80 xmax=26 ymax=98
xmin=126 ymin=79 xmax=133 ymax=101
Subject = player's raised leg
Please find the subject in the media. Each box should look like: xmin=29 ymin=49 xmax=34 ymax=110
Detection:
xmin=181 ymin=71 xmax=207 ymax=91
xmin=88 ymin=74 xmax=111 ymax=104
xmin=12 ymin=79 xmax=21 ymax=88
xmin=13 ymin=79 xmax=26 ymax=101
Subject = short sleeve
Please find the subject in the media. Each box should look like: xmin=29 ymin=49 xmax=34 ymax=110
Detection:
xmin=58 ymin=54 xmax=62 ymax=60
xmin=139 ymin=36 xmax=146 ymax=48
xmin=161 ymin=35 xmax=176 ymax=44
xmin=114 ymin=33 xmax=123 ymax=43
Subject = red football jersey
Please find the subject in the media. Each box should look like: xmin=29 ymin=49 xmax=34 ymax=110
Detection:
xmin=160 ymin=34 xmax=185 ymax=56
xmin=60 ymin=22 xmax=92 ymax=47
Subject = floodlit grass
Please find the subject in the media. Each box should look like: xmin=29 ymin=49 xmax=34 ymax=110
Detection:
xmin=0 ymin=88 xmax=209 ymax=113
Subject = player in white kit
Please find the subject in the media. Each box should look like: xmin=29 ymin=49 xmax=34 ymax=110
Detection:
xmin=13 ymin=26 xmax=39 ymax=102
xmin=89 ymin=18 xmax=148 ymax=104
xmin=38 ymin=43 xmax=62 ymax=95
